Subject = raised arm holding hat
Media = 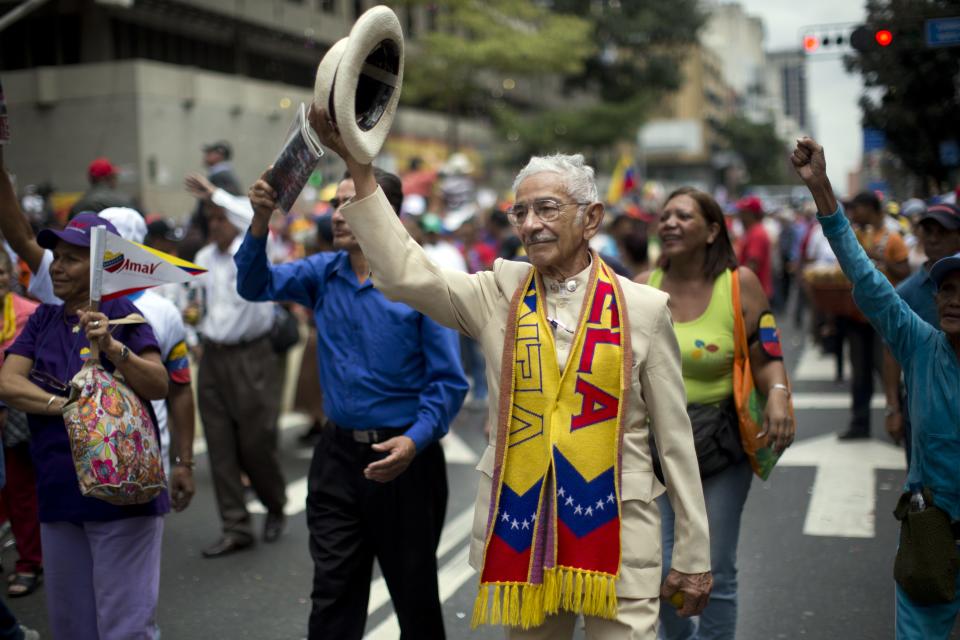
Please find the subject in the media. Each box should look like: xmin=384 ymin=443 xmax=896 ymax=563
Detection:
xmin=304 ymin=98 xmax=712 ymax=636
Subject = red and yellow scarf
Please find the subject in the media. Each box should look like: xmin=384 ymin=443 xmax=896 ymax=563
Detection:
xmin=472 ymin=257 xmax=632 ymax=629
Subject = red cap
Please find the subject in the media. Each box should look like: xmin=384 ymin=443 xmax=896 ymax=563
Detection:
xmin=735 ymin=195 xmax=764 ymax=215
xmin=88 ymin=157 xmax=117 ymax=180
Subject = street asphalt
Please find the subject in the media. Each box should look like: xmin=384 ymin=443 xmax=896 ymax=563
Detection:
xmin=5 ymin=318 xmax=958 ymax=640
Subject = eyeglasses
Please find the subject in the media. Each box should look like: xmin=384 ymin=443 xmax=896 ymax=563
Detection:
xmin=29 ymin=369 xmax=69 ymax=394
xmin=329 ymin=196 xmax=354 ymax=209
xmin=506 ymin=199 xmax=589 ymax=226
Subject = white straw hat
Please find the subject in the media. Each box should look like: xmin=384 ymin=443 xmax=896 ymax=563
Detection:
xmin=312 ymin=6 xmax=404 ymax=164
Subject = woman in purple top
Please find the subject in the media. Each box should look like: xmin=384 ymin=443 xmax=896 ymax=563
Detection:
xmin=0 ymin=213 xmax=170 ymax=640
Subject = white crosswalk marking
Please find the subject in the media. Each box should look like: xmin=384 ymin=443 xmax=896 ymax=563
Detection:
xmin=791 ymin=392 xmax=885 ymax=410
xmin=247 ymin=476 xmax=308 ymax=516
xmin=365 ymin=507 xmax=474 ymax=617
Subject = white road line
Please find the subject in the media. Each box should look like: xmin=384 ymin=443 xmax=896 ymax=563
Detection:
xmin=365 ymin=506 xmax=475 ymax=618
xmin=791 ymin=392 xmax=885 ymax=410
xmin=793 ymin=343 xmax=841 ymax=382
xmin=247 ymin=476 xmax=309 ymax=516
xmin=779 ymin=433 xmax=905 ymax=537
xmin=364 ymin=544 xmax=475 ymax=640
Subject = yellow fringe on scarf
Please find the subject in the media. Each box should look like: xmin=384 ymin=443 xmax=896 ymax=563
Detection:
xmin=471 ymin=568 xmax=619 ymax=630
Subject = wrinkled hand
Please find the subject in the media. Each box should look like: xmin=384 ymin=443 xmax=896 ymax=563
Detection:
xmin=885 ymin=411 xmax=904 ymax=445
xmin=169 ymin=465 xmax=195 ymax=512
xmin=791 ymin=137 xmax=828 ymax=186
xmin=307 ymin=104 xmax=352 ymax=163
xmin=79 ymin=310 xmax=117 ymax=355
xmin=248 ymin=170 xmax=280 ymax=223
xmin=759 ymin=390 xmax=794 ymax=453
xmin=364 ymin=435 xmax=416 ymax=483
xmin=660 ymin=569 xmax=712 ymax=618
xmin=184 ymin=173 xmax=216 ymax=201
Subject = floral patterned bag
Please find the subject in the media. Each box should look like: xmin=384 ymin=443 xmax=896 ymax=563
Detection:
xmin=61 ymin=360 xmax=166 ymax=505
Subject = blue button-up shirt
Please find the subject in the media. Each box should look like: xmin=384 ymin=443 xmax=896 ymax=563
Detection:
xmin=820 ymin=206 xmax=960 ymax=520
xmin=234 ymin=232 xmax=468 ymax=452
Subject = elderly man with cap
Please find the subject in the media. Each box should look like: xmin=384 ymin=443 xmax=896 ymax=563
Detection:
xmin=794 ymin=136 xmax=960 ymax=640
xmin=189 ymin=180 xmax=288 ymax=558
xmin=242 ymin=166 xmax=468 ymax=640
xmin=69 ymin=157 xmax=134 ymax=219
xmin=884 ymin=202 xmax=960 ymax=462
xmin=295 ymin=106 xmax=711 ymax=638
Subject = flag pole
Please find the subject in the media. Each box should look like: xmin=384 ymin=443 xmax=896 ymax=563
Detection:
xmin=89 ymin=225 xmax=106 ymax=360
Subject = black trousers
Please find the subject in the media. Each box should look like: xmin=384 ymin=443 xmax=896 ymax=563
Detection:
xmin=840 ymin=317 xmax=883 ymax=433
xmin=306 ymin=428 xmax=448 ymax=640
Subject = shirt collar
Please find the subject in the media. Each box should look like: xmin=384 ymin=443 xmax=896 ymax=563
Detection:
xmin=542 ymin=255 xmax=593 ymax=297
xmin=329 ymin=251 xmax=373 ymax=290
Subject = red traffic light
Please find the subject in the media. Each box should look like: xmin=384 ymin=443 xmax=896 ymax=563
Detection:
xmin=803 ymin=35 xmax=820 ymax=52
xmin=876 ymin=29 xmax=893 ymax=46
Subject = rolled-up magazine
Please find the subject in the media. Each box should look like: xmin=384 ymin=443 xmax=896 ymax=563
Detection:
xmin=267 ymin=102 xmax=324 ymax=213
xmin=0 ymin=79 xmax=9 ymax=145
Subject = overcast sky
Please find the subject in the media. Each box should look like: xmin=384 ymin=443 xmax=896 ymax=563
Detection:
xmin=730 ymin=0 xmax=867 ymax=194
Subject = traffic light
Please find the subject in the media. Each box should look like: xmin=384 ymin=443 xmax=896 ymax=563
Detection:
xmin=801 ymin=26 xmax=854 ymax=55
xmin=850 ymin=25 xmax=894 ymax=51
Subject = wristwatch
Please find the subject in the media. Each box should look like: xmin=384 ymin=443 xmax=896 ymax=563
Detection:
xmin=117 ymin=344 xmax=130 ymax=363
xmin=884 ymin=405 xmax=900 ymax=418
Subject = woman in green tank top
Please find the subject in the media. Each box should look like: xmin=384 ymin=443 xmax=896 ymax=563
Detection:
xmin=636 ymin=187 xmax=793 ymax=640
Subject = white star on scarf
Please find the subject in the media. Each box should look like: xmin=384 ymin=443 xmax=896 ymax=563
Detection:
xmin=574 ymin=504 xmax=583 ymax=515
xmin=558 ymin=487 xmax=566 ymax=497
xmin=511 ymin=519 xmax=520 ymax=530
xmin=585 ymin=506 xmax=594 ymax=517
xmin=565 ymin=496 xmax=574 ymax=507
xmin=522 ymin=519 xmax=530 ymax=530
xmin=607 ymin=493 xmax=615 ymax=504
xmin=501 ymin=511 xmax=510 ymax=523
xmin=596 ymin=500 xmax=605 ymax=510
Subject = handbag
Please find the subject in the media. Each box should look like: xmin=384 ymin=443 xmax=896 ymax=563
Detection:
xmin=650 ymin=398 xmax=744 ymax=481
xmin=893 ymin=488 xmax=960 ymax=605
xmin=269 ymin=305 xmax=301 ymax=353
xmin=61 ymin=358 xmax=166 ymax=506
xmin=731 ymin=269 xmax=794 ymax=480
xmin=2 ymin=407 xmax=30 ymax=448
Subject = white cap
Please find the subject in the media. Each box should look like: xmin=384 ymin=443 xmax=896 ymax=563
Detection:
xmin=98 ymin=207 xmax=147 ymax=244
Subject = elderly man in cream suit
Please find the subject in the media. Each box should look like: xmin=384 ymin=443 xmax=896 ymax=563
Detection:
xmin=250 ymin=110 xmax=711 ymax=639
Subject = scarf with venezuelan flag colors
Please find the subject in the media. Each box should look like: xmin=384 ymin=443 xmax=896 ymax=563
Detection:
xmin=472 ymin=256 xmax=632 ymax=629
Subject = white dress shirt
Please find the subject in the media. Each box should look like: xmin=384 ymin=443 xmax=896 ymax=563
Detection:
xmin=193 ymin=237 xmax=274 ymax=345
xmin=542 ymin=260 xmax=593 ymax=371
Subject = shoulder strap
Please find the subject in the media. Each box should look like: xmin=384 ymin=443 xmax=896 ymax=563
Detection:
xmin=731 ymin=268 xmax=748 ymax=360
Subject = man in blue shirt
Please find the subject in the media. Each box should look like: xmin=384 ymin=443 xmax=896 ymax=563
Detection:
xmin=888 ymin=203 xmax=960 ymax=462
xmin=235 ymin=167 xmax=468 ymax=640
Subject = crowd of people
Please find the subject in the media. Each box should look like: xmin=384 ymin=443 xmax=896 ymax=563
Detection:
xmin=0 ymin=115 xmax=954 ymax=640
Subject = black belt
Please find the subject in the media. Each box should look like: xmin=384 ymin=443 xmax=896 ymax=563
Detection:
xmin=331 ymin=423 xmax=407 ymax=445
xmin=202 ymin=332 xmax=270 ymax=350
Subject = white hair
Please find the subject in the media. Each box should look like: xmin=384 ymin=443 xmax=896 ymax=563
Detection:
xmin=512 ymin=154 xmax=599 ymax=207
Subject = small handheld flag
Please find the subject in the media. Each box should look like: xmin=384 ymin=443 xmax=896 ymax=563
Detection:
xmin=90 ymin=226 xmax=206 ymax=302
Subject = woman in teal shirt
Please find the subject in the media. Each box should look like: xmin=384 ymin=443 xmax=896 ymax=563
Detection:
xmin=793 ymin=137 xmax=960 ymax=640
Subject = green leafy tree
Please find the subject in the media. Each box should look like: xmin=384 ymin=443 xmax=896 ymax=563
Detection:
xmin=717 ymin=115 xmax=794 ymax=186
xmin=495 ymin=0 xmax=706 ymax=158
xmin=845 ymin=0 xmax=960 ymax=194
xmin=398 ymin=0 xmax=594 ymax=149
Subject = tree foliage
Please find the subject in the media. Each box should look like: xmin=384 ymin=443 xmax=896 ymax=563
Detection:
xmin=400 ymin=0 xmax=594 ymax=116
xmin=845 ymin=0 xmax=960 ymax=193
xmin=397 ymin=0 xmax=703 ymax=157
xmin=717 ymin=115 xmax=793 ymax=186
xmin=495 ymin=0 xmax=705 ymax=157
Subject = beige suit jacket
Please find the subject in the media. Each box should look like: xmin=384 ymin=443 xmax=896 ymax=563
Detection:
xmin=342 ymin=188 xmax=710 ymax=599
